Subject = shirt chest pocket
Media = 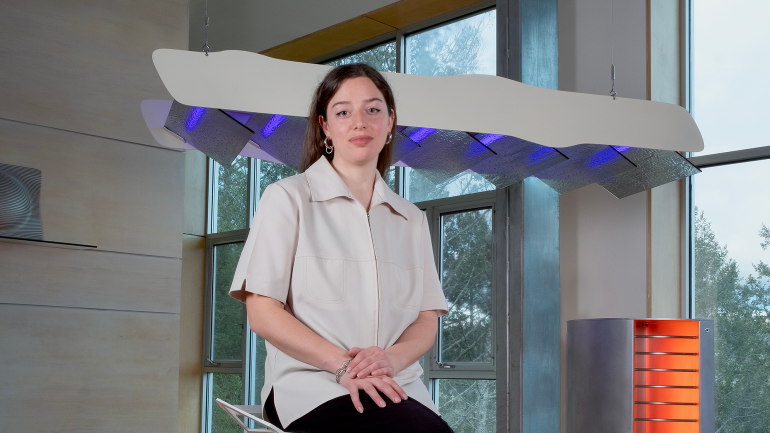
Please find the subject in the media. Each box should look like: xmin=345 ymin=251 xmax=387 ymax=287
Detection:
xmin=379 ymin=261 xmax=423 ymax=310
xmin=298 ymin=256 xmax=347 ymax=303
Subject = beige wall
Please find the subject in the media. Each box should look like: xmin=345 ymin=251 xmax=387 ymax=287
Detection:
xmin=178 ymin=147 xmax=208 ymax=433
xmin=0 ymin=1 xmax=188 ymax=432
xmin=558 ymin=0 xmax=686 ymax=431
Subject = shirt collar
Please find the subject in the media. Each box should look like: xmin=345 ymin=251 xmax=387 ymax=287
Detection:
xmin=304 ymin=156 xmax=409 ymax=220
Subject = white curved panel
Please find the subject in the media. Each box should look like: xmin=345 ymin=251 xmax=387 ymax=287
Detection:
xmin=140 ymin=100 xmax=194 ymax=150
xmin=151 ymin=49 xmax=703 ymax=152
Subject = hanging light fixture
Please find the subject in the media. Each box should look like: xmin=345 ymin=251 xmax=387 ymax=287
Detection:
xmin=141 ymin=48 xmax=702 ymax=198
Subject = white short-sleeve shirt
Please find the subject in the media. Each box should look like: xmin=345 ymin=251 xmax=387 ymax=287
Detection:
xmin=229 ymin=156 xmax=448 ymax=426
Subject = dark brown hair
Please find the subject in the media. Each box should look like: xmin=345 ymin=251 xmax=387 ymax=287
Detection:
xmin=299 ymin=63 xmax=396 ymax=176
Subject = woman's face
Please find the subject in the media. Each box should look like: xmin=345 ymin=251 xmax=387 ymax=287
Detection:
xmin=320 ymin=76 xmax=394 ymax=169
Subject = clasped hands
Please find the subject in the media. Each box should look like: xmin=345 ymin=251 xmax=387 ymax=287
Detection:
xmin=337 ymin=346 xmax=408 ymax=414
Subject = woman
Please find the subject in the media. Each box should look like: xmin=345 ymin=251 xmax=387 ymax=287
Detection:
xmin=228 ymin=63 xmax=452 ymax=433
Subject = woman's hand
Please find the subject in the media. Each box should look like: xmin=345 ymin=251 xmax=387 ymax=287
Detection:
xmin=339 ymin=374 xmax=408 ymax=413
xmin=347 ymin=346 xmax=400 ymax=379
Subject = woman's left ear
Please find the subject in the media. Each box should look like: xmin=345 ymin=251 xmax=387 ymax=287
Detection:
xmin=388 ymin=109 xmax=395 ymax=131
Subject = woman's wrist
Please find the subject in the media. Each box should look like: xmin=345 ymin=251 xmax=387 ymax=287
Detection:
xmin=384 ymin=347 xmax=405 ymax=374
xmin=325 ymin=352 xmax=352 ymax=374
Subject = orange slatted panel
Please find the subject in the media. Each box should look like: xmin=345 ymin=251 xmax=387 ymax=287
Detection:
xmin=634 ymin=420 xmax=699 ymax=433
xmin=634 ymin=320 xmax=700 ymax=433
xmin=635 ymin=387 xmax=699 ymax=403
xmin=635 ymin=337 xmax=699 ymax=353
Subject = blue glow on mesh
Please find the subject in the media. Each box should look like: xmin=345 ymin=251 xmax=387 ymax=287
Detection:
xmin=479 ymin=134 xmax=505 ymax=145
xmin=261 ymin=115 xmax=288 ymax=138
xmin=408 ymin=128 xmax=436 ymax=143
xmin=185 ymin=107 xmax=207 ymax=131
xmin=588 ymin=147 xmax=621 ymax=168
xmin=613 ymin=146 xmax=632 ymax=153
xmin=465 ymin=141 xmax=488 ymax=159
xmin=528 ymin=147 xmax=555 ymax=165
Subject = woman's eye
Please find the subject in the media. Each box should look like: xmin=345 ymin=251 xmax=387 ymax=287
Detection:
xmin=368 ymin=107 xmax=381 ymax=114
xmin=336 ymin=110 xmax=348 ymax=116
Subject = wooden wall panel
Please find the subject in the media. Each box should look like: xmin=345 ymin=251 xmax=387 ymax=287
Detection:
xmin=178 ymin=234 xmax=206 ymax=433
xmin=184 ymin=150 xmax=208 ymax=237
xmin=262 ymin=16 xmax=395 ymax=62
xmin=0 ymin=0 xmax=187 ymax=147
xmin=649 ymin=177 xmax=683 ymax=318
xmin=260 ymin=0 xmax=488 ymax=62
xmin=0 ymin=118 xmax=184 ymax=258
xmin=0 ymin=304 xmax=180 ymax=433
xmin=0 ymin=241 xmax=181 ymax=313
xmin=367 ymin=0 xmax=488 ymax=29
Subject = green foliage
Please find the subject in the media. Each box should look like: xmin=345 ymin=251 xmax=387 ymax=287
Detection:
xmin=326 ymin=42 xmax=397 ymax=72
xmin=258 ymin=160 xmax=297 ymax=197
xmin=440 ymin=209 xmax=493 ymax=363
xmin=213 ymin=242 xmax=245 ymax=360
xmin=209 ymin=159 xmax=298 ymax=432
xmin=215 ymin=156 xmax=249 ymax=232
xmin=693 ymin=208 xmax=770 ymax=432
xmin=438 ymin=380 xmax=496 ymax=433
xmin=212 ymin=374 xmax=244 ymax=433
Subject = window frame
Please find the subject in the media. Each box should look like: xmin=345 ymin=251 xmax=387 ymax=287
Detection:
xmin=415 ymin=191 xmax=498 ymax=379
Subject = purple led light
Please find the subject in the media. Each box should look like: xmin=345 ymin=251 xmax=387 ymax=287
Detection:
xmin=613 ymin=146 xmax=632 ymax=153
xmin=465 ymin=141 xmax=488 ymax=159
xmin=528 ymin=147 xmax=555 ymax=165
xmin=408 ymin=128 xmax=436 ymax=143
xmin=185 ymin=107 xmax=207 ymax=131
xmin=261 ymin=114 xmax=288 ymax=138
xmin=479 ymin=134 xmax=505 ymax=145
xmin=588 ymin=147 xmax=621 ymax=168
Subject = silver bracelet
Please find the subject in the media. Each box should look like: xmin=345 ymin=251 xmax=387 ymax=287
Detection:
xmin=335 ymin=359 xmax=352 ymax=384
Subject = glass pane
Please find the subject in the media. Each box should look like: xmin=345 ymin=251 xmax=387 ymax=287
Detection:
xmin=407 ymin=168 xmax=494 ymax=203
xmin=384 ymin=166 xmax=396 ymax=192
xmin=692 ymin=160 xmax=770 ymax=431
xmin=212 ymin=242 xmax=246 ymax=361
xmin=250 ymin=333 xmax=267 ymax=405
xmin=693 ymin=1 xmax=770 ymax=155
xmin=325 ymin=41 xmax=396 ymax=72
xmin=257 ymin=160 xmax=297 ymax=198
xmin=406 ymin=9 xmax=496 ymax=77
xmin=435 ymin=379 xmax=496 ymax=433
xmin=210 ymin=373 xmax=243 ymax=433
xmin=439 ymin=209 xmax=493 ymax=363
xmin=213 ymin=156 xmax=249 ymax=233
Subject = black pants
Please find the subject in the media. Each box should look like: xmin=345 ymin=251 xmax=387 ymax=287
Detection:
xmin=264 ymin=389 xmax=454 ymax=433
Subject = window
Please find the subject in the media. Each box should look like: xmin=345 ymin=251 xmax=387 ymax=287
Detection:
xmin=690 ymin=0 xmax=770 ymax=430
xmin=404 ymin=8 xmax=497 ymax=203
xmin=691 ymin=161 xmax=770 ymax=431
xmin=417 ymin=192 xmax=498 ymax=433
xmin=203 ymin=158 xmax=296 ymax=433
xmin=325 ymin=41 xmax=397 ymax=73
xmin=691 ymin=1 xmax=770 ymax=156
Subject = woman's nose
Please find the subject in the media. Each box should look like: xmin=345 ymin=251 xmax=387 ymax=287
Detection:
xmin=352 ymin=109 xmax=365 ymax=129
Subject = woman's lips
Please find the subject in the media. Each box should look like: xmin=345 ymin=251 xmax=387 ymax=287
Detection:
xmin=349 ymin=136 xmax=373 ymax=146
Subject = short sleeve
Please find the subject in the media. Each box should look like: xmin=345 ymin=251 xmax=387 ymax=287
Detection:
xmin=419 ymin=212 xmax=449 ymax=317
xmin=228 ymin=183 xmax=299 ymax=304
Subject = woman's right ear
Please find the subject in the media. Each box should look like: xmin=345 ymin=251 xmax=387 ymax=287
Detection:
xmin=319 ymin=115 xmax=327 ymax=136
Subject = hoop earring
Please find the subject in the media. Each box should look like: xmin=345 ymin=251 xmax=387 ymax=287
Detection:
xmin=386 ymin=132 xmax=393 ymax=144
xmin=324 ymin=137 xmax=333 ymax=154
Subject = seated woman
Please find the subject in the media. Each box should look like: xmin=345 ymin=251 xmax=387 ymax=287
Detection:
xmin=228 ymin=63 xmax=453 ymax=433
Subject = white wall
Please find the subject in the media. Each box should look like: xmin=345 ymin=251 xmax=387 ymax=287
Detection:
xmin=0 ymin=1 xmax=188 ymax=432
xmin=559 ymin=0 xmax=651 ymax=431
